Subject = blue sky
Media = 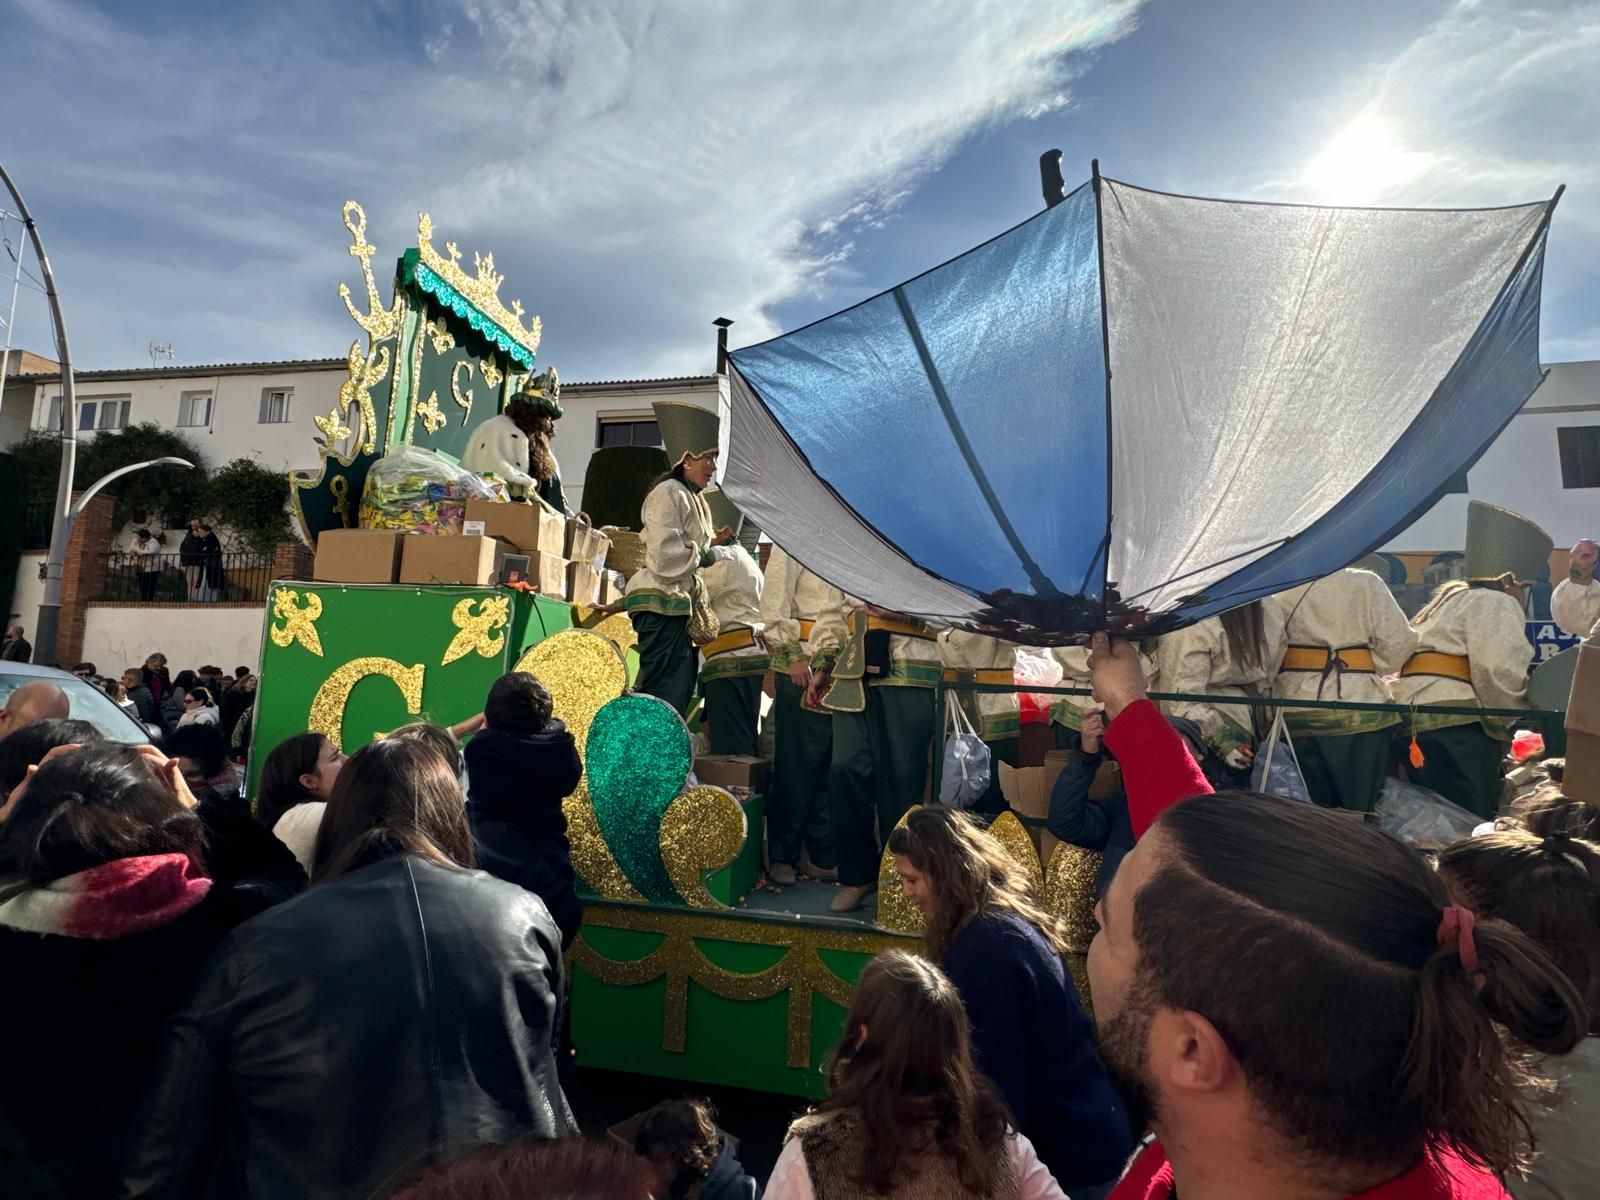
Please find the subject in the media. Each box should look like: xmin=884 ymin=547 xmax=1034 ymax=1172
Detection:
xmin=2 ymin=0 xmax=1596 ymax=381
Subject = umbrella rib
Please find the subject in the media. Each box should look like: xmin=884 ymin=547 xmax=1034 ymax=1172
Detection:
xmin=891 ymin=285 xmax=1058 ymax=598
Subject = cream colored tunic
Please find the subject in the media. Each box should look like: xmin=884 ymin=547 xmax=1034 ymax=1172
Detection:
xmin=1269 ymin=569 xmax=1418 ymax=736
xmin=1552 ymin=576 xmax=1600 ymax=639
xmin=623 ymin=478 xmax=714 ymax=616
xmin=938 ymin=630 xmax=1020 ymax=742
xmin=1157 ymin=613 xmax=1287 ymax=756
xmin=1389 ymin=587 xmax=1530 ymax=737
xmin=758 ymin=547 xmax=846 ymax=672
xmin=1049 ymin=643 xmax=1158 ymax=732
xmin=811 ymin=595 xmax=942 ymax=687
xmin=700 ymin=544 xmax=768 ymax=680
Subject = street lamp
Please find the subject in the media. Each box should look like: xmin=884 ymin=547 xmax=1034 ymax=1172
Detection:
xmin=32 ymin=457 xmax=196 ymax=665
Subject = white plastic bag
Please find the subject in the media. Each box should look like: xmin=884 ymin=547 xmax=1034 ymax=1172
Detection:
xmin=938 ymin=691 xmax=990 ymax=809
xmin=1014 ymin=647 xmax=1064 ymax=725
xmin=1250 ymin=710 xmax=1313 ymax=803
xmin=1376 ymin=778 xmax=1481 ymax=848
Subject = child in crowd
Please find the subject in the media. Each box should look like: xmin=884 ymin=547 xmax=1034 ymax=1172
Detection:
xmin=464 ymin=671 xmax=584 ymax=946
xmin=634 ymin=1099 xmax=758 ymax=1200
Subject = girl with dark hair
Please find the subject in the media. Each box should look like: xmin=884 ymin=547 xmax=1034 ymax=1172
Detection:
xmin=125 ymin=737 xmax=576 ymax=1200
xmin=1156 ymin=600 xmax=1285 ymax=772
xmin=162 ymin=669 xmax=198 ymax=730
xmin=886 ymin=809 xmax=1131 ymax=1196
xmin=1438 ymin=831 xmax=1600 ymax=1199
xmin=1084 ymin=633 xmax=1588 ymax=1200
xmin=768 ymin=950 xmax=1067 ymax=1199
xmin=0 ymin=743 xmax=239 ymax=1198
xmin=257 ymin=732 xmax=345 ymax=873
xmin=176 ymin=686 xmax=219 ymax=728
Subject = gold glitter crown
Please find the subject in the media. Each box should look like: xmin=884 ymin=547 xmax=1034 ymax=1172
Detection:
xmin=416 ymin=212 xmax=542 ymax=361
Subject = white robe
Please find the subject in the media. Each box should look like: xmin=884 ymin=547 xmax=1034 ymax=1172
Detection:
xmin=1157 ymin=613 xmax=1287 ymax=756
xmin=1552 ymin=576 xmax=1600 ymax=640
xmin=700 ymin=545 xmax=768 ymax=679
xmin=938 ymin=630 xmax=1020 ymax=742
xmin=1389 ymin=587 xmax=1530 ymax=737
xmin=623 ymin=478 xmax=716 ymax=616
xmin=758 ymin=547 xmax=845 ymax=672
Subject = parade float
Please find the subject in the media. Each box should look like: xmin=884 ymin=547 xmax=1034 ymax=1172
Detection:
xmin=253 ymin=202 xmax=1097 ymax=1100
xmin=253 ymin=157 xmax=1565 ymax=1098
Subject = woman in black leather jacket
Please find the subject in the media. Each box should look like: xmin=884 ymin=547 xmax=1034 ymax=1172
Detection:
xmin=123 ymin=735 xmax=577 ymax=1200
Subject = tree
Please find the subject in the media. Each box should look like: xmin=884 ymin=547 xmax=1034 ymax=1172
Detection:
xmin=76 ymin=423 xmax=209 ymax=529
xmin=204 ymin=458 xmax=291 ymax=554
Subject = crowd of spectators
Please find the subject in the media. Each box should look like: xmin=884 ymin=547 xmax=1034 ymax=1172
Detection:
xmin=0 ymin=639 xmax=1592 ymax=1199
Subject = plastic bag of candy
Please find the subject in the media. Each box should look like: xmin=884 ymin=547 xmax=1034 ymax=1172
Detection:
xmin=359 ymin=444 xmax=505 ymax=534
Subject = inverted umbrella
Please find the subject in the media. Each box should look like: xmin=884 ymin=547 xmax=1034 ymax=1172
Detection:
xmin=722 ymin=167 xmax=1560 ymax=643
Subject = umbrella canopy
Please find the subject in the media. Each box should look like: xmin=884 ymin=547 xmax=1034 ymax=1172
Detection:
xmin=723 ymin=173 xmax=1559 ymax=643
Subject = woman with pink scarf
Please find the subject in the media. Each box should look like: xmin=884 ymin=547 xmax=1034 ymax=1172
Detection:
xmin=0 ymin=743 xmax=249 ymax=1197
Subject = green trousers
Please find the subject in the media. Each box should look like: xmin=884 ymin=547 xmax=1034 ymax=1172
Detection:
xmin=767 ymin=675 xmax=834 ymax=869
xmin=1297 ymin=729 xmax=1394 ymax=813
xmin=1413 ymin=724 xmax=1505 ymax=819
xmin=704 ymin=675 xmax=762 ymax=757
xmin=631 ymin=612 xmax=697 ymax=719
xmin=830 ymin=685 xmax=936 ymax=886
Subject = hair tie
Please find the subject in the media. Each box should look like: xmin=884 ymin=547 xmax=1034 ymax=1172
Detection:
xmin=1437 ymin=904 xmax=1480 ymax=974
xmin=1543 ymin=832 xmax=1574 ymax=851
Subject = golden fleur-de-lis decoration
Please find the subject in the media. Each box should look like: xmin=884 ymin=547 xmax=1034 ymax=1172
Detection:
xmin=270 ymin=588 xmax=325 ymax=657
xmin=415 ymin=391 xmax=447 ymax=435
xmin=480 ymin=356 xmax=502 ymax=390
xmin=339 ymin=338 xmax=392 ymax=455
xmin=441 ymin=596 xmax=510 ymax=665
xmin=446 ymin=240 xmax=462 ymax=264
xmin=425 ymin=319 xmax=456 ymax=357
xmin=314 ymin=408 xmax=352 ymax=444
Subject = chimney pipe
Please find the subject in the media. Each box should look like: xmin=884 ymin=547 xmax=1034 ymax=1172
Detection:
xmin=713 ymin=317 xmax=734 ymax=375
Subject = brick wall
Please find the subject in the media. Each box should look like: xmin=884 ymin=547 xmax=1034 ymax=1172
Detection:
xmin=56 ymin=493 xmax=115 ymax=665
xmin=272 ymin=540 xmax=314 ymax=583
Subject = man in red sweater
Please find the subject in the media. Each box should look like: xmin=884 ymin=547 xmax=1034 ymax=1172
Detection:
xmin=1083 ymin=633 xmax=1585 ymax=1200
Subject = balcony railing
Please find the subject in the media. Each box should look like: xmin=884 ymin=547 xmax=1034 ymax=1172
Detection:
xmin=97 ymin=549 xmax=275 ymax=605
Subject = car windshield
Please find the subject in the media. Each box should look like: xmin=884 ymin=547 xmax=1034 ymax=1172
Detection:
xmin=0 ymin=673 xmax=150 ymax=745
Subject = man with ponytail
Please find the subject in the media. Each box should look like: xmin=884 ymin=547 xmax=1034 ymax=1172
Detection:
xmin=1083 ymin=632 xmax=1587 ymax=1200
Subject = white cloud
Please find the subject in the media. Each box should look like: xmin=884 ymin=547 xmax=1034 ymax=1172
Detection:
xmin=1 ymin=0 xmax=1144 ymax=378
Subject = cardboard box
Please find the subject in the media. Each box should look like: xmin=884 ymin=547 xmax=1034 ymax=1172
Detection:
xmin=567 ymin=561 xmax=601 ymax=606
xmin=314 ymin=528 xmax=404 ymax=583
xmin=464 ymin=497 xmax=565 ymax=556
xmin=599 ymin=569 xmax=625 ymax=606
xmin=565 ymin=518 xmax=612 ymax=569
xmin=695 ymin=754 xmax=770 ymax=793
xmin=1562 ymin=643 xmax=1600 ymax=804
xmin=399 ymin=534 xmax=511 ymax=586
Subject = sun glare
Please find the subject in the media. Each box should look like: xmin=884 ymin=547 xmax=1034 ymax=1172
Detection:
xmin=1299 ymin=113 xmax=1431 ymax=205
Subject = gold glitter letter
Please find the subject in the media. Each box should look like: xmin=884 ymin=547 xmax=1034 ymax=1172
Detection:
xmin=308 ymin=657 xmax=425 ymax=747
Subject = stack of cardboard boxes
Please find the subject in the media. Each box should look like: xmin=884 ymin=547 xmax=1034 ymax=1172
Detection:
xmin=310 ymin=501 xmax=618 ymax=601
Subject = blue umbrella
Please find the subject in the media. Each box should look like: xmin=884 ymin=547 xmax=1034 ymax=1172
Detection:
xmin=722 ymin=167 xmax=1561 ymax=643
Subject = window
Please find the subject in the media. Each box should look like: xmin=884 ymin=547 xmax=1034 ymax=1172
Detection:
xmin=44 ymin=396 xmax=63 ymax=430
xmin=70 ymin=396 xmax=131 ymax=432
xmin=1558 ymin=426 xmax=1600 ymax=489
xmin=177 ymin=390 xmax=213 ymax=428
xmin=596 ymin=418 xmax=661 ymax=449
xmin=259 ymin=387 xmax=292 ymax=424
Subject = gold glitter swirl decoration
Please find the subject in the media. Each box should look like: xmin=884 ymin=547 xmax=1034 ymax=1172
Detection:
xmin=874 ymin=811 xmax=924 ymax=935
xmin=329 ymin=476 xmax=352 ymax=527
xmin=339 ymin=336 xmax=393 ymax=456
xmin=338 ymin=202 xmax=402 ymax=343
xmin=1042 ymin=841 xmax=1103 ymax=953
xmin=480 ymin=356 xmax=502 ymax=390
xmin=441 ymin=596 xmax=510 ymax=665
xmin=582 ymin=611 xmax=639 ymax=659
xmin=425 ymin=318 xmax=456 ymax=356
xmin=513 ymin=630 xmax=640 ymax=902
xmin=568 ymin=904 xmax=913 ymax=1067
xmin=659 ymin=786 xmax=746 ymax=909
xmin=414 ymin=391 xmax=448 ymax=436
xmin=988 ymin=810 xmax=1044 ymax=896
xmin=417 ymin=212 xmax=542 ymax=361
xmin=269 ymin=588 xmax=325 ymax=657
xmin=450 ymin=361 xmax=475 ymax=425
xmin=308 ymin=657 xmax=425 ymax=746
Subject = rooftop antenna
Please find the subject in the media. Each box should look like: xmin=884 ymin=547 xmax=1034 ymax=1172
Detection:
xmin=147 ymin=341 xmax=175 ymax=369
